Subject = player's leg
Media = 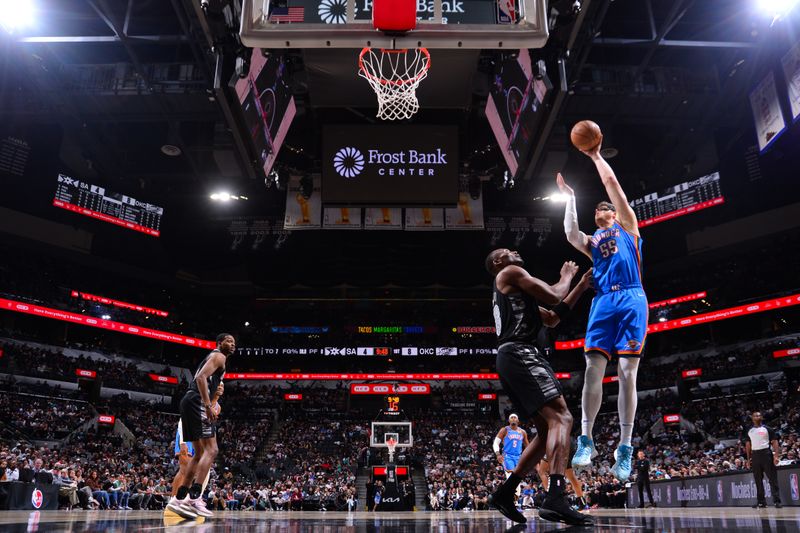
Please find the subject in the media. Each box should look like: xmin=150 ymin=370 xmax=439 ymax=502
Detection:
xmin=565 ymin=467 xmax=588 ymax=509
xmin=610 ymin=356 xmax=640 ymax=481
xmin=537 ymin=458 xmax=550 ymax=491
xmin=575 ymin=293 xmax=613 ymax=470
xmin=536 ymin=397 xmax=592 ymax=525
xmin=572 ymin=352 xmax=607 ymax=469
xmin=611 ymin=294 xmax=647 ymax=481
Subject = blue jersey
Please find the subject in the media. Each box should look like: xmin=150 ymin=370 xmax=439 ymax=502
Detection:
xmin=590 ymin=222 xmax=643 ymax=294
xmin=503 ymin=426 xmax=525 ymax=457
xmin=174 ymin=420 xmax=195 ymax=457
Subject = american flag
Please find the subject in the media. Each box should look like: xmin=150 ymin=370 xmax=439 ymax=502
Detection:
xmin=269 ymin=6 xmax=305 ymax=22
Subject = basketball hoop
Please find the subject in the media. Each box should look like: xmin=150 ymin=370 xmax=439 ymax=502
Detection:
xmin=358 ymin=47 xmax=431 ymax=121
xmin=386 ymin=437 xmax=398 ymax=464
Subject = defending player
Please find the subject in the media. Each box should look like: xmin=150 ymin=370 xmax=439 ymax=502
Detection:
xmin=171 ymin=333 xmax=236 ymax=519
xmin=166 ymin=382 xmax=224 ymax=519
xmin=557 ymin=136 xmax=648 ymax=482
xmin=485 ymin=250 xmax=593 ymax=526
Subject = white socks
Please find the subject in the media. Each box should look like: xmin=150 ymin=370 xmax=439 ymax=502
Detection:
xmin=581 ymin=353 xmax=607 ymax=438
xmin=617 ymin=356 xmax=640 ymax=447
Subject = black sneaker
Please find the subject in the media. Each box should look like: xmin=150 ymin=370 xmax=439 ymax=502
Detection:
xmin=752 ymin=502 xmax=767 ymax=509
xmin=488 ymin=491 xmax=526 ymax=524
xmin=775 ymin=502 xmax=783 ymax=508
xmin=539 ymin=495 xmax=594 ymax=526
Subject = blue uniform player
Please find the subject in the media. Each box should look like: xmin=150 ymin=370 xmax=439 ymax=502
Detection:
xmin=494 ymin=414 xmax=529 ymax=478
xmin=557 ymin=134 xmax=648 ymax=482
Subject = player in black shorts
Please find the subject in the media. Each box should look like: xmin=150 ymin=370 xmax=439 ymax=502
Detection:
xmin=485 ymin=249 xmax=593 ymax=526
xmin=172 ymin=333 xmax=235 ymax=519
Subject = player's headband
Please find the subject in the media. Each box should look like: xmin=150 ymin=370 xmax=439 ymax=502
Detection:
xmin=508 ymin=414 xmax=518 ymax=422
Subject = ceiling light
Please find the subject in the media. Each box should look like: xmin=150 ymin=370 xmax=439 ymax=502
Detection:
xmin=161 ymin=144 xmax=182 ymax=157
xmin=758 ymin=0 xmax=800 ymax=22
xmin=101 ymin=314 xmax=111 ymax=320
xmin=549 ymin=193 xmax=569 ymax=203
xmin=0 ymin=0 xmax=35 ymax=33
xmin=658 ymin=317 xmax=667 ymax=322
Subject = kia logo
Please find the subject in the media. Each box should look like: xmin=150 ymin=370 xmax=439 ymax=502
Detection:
xmin=333 ymin=147 xmax=365 ymax=178
xmin=354 ymin=386 xmax=369 ymax=392
xmin=411 ymin=386 xmax=427 ymax=392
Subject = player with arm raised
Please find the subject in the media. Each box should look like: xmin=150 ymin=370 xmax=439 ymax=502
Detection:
xmin=557 ymin=133 xmax=648 ymax=482
xmin=485 ymin=249 xmax=593 ymax=526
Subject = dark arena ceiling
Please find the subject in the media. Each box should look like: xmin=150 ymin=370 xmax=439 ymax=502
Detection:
xmin=1 ymin=0 xmax=799 ymax=294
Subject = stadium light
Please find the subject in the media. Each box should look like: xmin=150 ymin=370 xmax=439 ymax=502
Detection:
xmin=758 ymin=0 xmax=800 ymax=22
xmin=101 ymin=314 xmax=111 ymax=320
xmin=210 ymin=191 xmax=247 ymax=202
xmin=549 ymin=193 xmax=570 ymax=203
xmin=0 ymin=0 xmax=34 ymax=33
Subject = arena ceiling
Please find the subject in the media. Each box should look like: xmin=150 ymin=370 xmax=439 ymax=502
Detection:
xmin=0 ymin=0 xmax=798 ymax=291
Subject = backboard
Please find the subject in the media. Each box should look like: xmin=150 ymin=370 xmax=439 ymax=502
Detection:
xmin=371 ymin=421 xmax=413 ymax=448
xmin=240 ymin=0 xmax=548 ymax=50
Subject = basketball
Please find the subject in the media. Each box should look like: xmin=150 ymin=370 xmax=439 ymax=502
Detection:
xmin=570 ymin=120 xmax=602 ymax=152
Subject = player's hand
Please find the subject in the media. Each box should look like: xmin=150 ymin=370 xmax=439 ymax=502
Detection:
xmin=215 ymin=382 xmax=225 ymax=398
xmin=211 ymin=402 xmax=221 ymax=417
xmin=206 ymin=403 xmax=219 ymax=422
xmin=556 ymin=173 xmax=575 ymax=196
xmin=497 ymin=453 xmax=504 ymax=465
xmin=580 ymin=134 xmax=603 ymax=158
xmin=560 ymin=261 xmax=579 ymax=280
xmin=578 ymin=268 xmax=594 ymax=290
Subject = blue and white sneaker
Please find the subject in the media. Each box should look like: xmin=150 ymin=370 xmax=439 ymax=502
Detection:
xmin=611 ymin=444 xmax=634 ymax=481
xmin=571 ymin=435 xmax=597 ymax=471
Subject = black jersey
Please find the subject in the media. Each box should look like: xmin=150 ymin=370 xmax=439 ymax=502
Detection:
xmin=188 ymin=350 xmax=225 ymax=397
xmin=492 ymin=278 xmax=543 ymax=345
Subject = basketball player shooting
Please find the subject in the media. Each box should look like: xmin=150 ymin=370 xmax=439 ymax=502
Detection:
xmin=169 ymin=333 xmax=236 ymax=519
xmin=557 ymin=127 xmax=648 ymax=482
xmin=485 ymin=250 xmax=593 ymax=526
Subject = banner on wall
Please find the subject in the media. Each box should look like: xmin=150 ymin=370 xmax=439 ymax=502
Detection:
xmin=284 ymin=176 xmax=322 ymax=229
xmin=323 ymin=207 xmax=362 ymax=229
xmin=404 ymin=208 xmax=444 ymax=231
xmin=445 ymin=193 xmax=484 ymax=230
xmin=364 ymin=208 xmax=403 ymax=230
xmin=627 ymin=467 xmax=800 ymax=508
xmin=781 ymin=41 xmax=800 ymax=121
xmin=749 ymin=71 xmax=787 ymax=152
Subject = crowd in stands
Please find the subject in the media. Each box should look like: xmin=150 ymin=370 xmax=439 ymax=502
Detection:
xmin=0 ymin=392 xmax=92 ymax=440
xmin=0 ymin=340 xmax=182 ymax=395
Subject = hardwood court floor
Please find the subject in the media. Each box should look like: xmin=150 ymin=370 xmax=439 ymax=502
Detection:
xmin=1 ymin=507 xmax=799 ymax=532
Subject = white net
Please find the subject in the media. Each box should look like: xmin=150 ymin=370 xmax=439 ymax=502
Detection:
xmin=358 ymin=47 xmax=431 ymax=121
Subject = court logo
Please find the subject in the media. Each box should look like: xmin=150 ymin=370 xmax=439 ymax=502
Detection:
xmin=31 ymin=489 xmax=43 ymax=509
xmin=790 ymin=473 xmax=799 ymax=501
xmin=333 ymin=147 xmax=365 ymax=178
xmin=319 ymin=0 xmax=348 ymax=24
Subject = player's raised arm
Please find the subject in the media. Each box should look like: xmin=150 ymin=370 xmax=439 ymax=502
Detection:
xmin=580 ymin=141 xmax=639 ymax=236
xmin=556 ymin=173 xmax=592 ymax=260
xmin=539 ymin=269 xmax=594 ymax=328
xmin=498 ymin=263 xmax=578 ymax=305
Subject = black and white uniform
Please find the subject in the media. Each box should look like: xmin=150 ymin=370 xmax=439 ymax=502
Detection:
xmin=744 ymin=424 xmax=782 ymax=505
xmin=492 ymin=281 xmax=562 ymax=418
xmin=180 ymin=350 xmax=225 ymax=442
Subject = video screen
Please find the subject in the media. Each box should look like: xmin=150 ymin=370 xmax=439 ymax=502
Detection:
xmin=233 ymin=50 xmax=296 ymax=176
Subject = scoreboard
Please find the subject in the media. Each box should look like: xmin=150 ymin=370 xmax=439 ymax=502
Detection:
xmin=631 ymin=172 xmax=723 ymax=228
xmin=53 ymin=173 xmax=163 ymax=237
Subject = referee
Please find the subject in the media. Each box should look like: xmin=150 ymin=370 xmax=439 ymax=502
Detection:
xmin=634 ymin=450 xmax=656 ymax=508
xmin=744 ymin=411 xmax=783 ymax=509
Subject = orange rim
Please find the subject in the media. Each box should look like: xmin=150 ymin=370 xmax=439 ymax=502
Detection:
xmin=358 ymin=47 xmax=430 ymax=87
